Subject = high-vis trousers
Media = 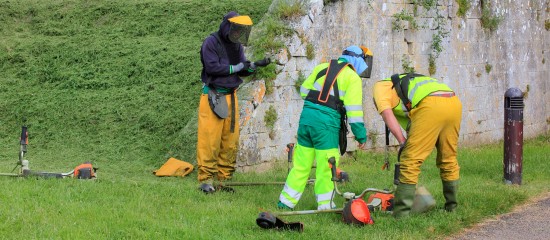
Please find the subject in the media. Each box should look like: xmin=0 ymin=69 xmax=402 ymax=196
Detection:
xmin=279 ymin=124 xmax=340 ymax=210
xmin=399 ymin=95 xmax=462 ymax=184
xmin=197 ymin=93 xmax=239 ymax=183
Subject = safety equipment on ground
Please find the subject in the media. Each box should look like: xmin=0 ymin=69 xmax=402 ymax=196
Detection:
xmin=442 ymin=180 xmax=459 ymax=212
xmin=74 ymin=162 xmax=97 ymax=179
xmin=207 ymin=88 xmax=229 ymax=119
xmin=304 ymin=60 xmax=351 ymax=155
xmin=367 ymin=192 xmax=394 ymax=211
xmin=199 ymin=183 xmax=216 ymax=194
xmin=228 ymin=15 xmax=253 ymax=45
xmin=342 ymin=198 xmax=374 ymax=225
xmin=256 ymin=211 xmax=304 ymax=232
xmin=153 ymin=157 xmax=194 ymax=177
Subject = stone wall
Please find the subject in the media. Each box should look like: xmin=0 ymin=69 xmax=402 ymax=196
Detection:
xmin=236 ymin=0 xmax=550 ymax=170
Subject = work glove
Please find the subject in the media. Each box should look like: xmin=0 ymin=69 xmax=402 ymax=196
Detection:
xmin=254 ymin=57 xmax=271 ymax=67
xmin=231 ymin=61 xmax=251 ymax=73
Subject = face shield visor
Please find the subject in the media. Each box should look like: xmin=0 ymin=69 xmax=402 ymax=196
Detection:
xmin=342 ymin=46 xmax=373 ymax=78
xmin=228 ymin=16 xmax=253 ymax=45
xmin=359 ymin=46 xmax=373 ymax=78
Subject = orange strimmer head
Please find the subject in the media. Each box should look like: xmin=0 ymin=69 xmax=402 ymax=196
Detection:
xmin=342 ymin=198 xmax=374 ymax=226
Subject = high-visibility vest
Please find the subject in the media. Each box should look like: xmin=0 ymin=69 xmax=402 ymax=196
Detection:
xmin=381 ymin=74 xmax=453 ymax=129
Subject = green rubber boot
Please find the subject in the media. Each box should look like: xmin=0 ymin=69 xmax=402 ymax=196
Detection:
xmin=442 ymin=180 xmax=459 ymax=212
xmin=392 ymin=183 xmax=416 ymax=219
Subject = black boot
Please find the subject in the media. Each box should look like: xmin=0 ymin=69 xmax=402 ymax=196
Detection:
xmin=442 ymin=180 xmax=459 ymax=212
xmin=392 ymin=183 xmax=416 ymax=218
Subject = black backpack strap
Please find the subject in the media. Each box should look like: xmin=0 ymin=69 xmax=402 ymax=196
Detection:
xmin=318 ymin=60 xmax=348 ymax=104
xmin=391 ymin=73 xmax=422 ymax=111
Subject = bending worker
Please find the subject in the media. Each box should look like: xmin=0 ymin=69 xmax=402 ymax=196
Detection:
xmin=278 ymin=46 xmax=369 ymax=210
xmin=197 ymin=11 xmax=271 ymax=193
xmin=373 ymin=73 xmax=462 ymax=218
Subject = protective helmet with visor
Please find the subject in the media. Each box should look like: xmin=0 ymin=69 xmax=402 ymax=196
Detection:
xmin=228 ymin=15 xmax=253 ymax=45
xmin=341 ymin=45 xmax=373 ymax=78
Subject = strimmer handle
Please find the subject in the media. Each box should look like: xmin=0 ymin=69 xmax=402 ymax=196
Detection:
xmin=20 ymin=126 xmax=28 ymax=145
xmin=328 ymin=157 xmax=338 ymax=182
xmin=286 ymin=143 xmax=294 ymax=164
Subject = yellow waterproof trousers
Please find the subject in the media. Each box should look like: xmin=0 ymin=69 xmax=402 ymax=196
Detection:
xmin=399 ymin=96 xmax=462 ymax=184
xmin=197 ymin=93 xmax=239 ymax=183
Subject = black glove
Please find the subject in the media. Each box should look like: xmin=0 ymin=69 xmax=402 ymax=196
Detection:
xmin=254 ymin=57 xmax=271 ymax=67
xmin=242 ymin=61 xmax=251 ymax=71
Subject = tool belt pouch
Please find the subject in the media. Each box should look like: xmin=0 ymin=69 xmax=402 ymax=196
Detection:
xmin=207 ymin=88 xmax=228 ymax=119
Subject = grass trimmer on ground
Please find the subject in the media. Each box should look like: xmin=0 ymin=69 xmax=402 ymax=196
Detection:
xmin=255 ymin=157 xmax=393 ymax=232
xmin=0 ymin=126 xmax=97 ymax=179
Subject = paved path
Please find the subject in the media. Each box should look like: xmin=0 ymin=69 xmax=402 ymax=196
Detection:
xmin=450 ymin=192 xmax=550 ymax=240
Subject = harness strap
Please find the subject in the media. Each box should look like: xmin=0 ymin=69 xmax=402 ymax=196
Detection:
xmin=390 ymin=73 xmax=423 ymax=111
xmin=318 ymin=60 xmax=348 ymax=103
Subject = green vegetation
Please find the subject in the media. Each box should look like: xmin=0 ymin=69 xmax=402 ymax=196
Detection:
xmin=485 ymin=63 xmax=493 ymax=73
xmin=248 ymin=0 xmax=304 ymax=94
xmin=481 ymin=1 xmax=502 ymax=31
xmin=264 ymin=105 xmax=278 ymax=130
xmin=428 ymin=54 xmax=437 ymax=75
xmin=264 ymin=105 xmax=278 ymax=139
xmin=0 ymin=0 xmax=273 ymax=170
xmin=393 ymin=0 xmax=448 ymax=75
xmin=294 ymin=70 xmax=306 ymax=92
xmin=545 ymin=19 xmax=550 ymax=31
xmin=392 ymin=9 xmax=418 ymax=31
xmin=0 ymin=134 xmax=548 ymax=238
xmin=2 ymin=1 xmax=550 ymax=239
xmin=306 ymin=42 xmax=315 ymax=60
xmin=402 ymin=55 xmax=416 ymax=73
xmin=274 ymin=0 xmax=306 ymax=19
xmin=456 ymin=0 xmax=471 ymax=18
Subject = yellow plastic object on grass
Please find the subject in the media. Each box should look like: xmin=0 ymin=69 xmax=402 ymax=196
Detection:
xmin=154 ymin=158 xmax=194 ymax=177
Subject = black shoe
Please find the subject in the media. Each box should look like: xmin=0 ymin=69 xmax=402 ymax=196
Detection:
xmin=199 ymin=183 xmax=216 ymax=194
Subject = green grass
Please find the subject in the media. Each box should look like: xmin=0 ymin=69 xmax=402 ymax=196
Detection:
xmin=0 ymin=135 xmax=548 ymax=239
xmin=0 ymin=0 xmax=273 ymax=166
xmin=1 ymin=1 xmax=550 ymax=239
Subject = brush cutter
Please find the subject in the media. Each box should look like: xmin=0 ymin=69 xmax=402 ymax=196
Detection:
xmin=0 ymin=126 xmax=96 ymax=179
xmin=255 ymin=157 xmax=392 ymax=231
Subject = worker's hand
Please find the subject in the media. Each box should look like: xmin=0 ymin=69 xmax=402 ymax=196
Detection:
xmin=242 ymin=61 xmax=251 ymax=71
xmin=254 ymin=57 xmax=271 ymax=67
xmin=398 ymin=142 xmax=406 ymax=154
xmin=357 ymin=142 xmax=367 ymax=150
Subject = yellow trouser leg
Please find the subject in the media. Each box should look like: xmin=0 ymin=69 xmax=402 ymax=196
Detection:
xmin=399 ymin=96 xmax=461 ymax=184
xmin=196 ymin=94 xmax=239 ymax=183
xmin=435 ymin=97 xmax=462 ymax=181
xmin=217 ymin=94 xmax=239 ymax=181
